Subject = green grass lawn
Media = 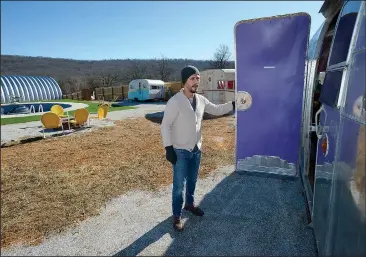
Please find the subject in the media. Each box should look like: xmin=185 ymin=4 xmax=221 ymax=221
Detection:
xmin=1 ymin=99 xmax=137 ymax=125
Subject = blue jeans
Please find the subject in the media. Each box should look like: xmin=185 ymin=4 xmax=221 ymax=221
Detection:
xmin=172 ymin=147 xmax=201 ymax=217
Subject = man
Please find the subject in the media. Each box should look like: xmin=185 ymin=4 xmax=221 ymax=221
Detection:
xmin=160 ymin=65 xmax=235 ymax=231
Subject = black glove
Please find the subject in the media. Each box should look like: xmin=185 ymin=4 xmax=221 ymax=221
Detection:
xmin=165 ymin=146 xmax=177 ymax=165
xmin=232 ymin=101 xmax=235 ymax=111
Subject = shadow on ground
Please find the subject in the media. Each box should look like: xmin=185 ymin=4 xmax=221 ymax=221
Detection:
xmin=114 ymin=172 xmax=317 ymax=256
xmin=1 ymin=126 xmax=92 ymax=148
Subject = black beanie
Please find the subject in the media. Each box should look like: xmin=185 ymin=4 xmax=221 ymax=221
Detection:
xmin=181 ymin=65 xmax=200 ymax=84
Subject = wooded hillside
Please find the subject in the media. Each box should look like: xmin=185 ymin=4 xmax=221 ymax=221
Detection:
xmin=1 ymin=45 xmax=235 ymax=94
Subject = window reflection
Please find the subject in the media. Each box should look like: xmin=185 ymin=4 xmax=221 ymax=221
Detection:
xmin=328 ymin=1 xmax=361 ymax=65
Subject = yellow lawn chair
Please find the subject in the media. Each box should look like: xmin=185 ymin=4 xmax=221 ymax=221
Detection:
xmin=40 ymin=112 xmax=65 ymax=138
xmin=90 ymin=104 xmax=108 ymax=120
xmin=50 ymin=104 xmax=68 ymax=118
xmin=98 ymin=104 xmax=108 ymax=118
xmin=68 ymin=108 xmax=89 ymax=128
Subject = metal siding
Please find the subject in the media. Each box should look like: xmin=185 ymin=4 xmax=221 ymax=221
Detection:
xmin=46 ymin=76 xmax=58 ymax=99
xmin=34 ymin=76 xmax=51 ymax=100
xmin=1 ymin=77 xmax=11 ymax=103
xmin=355 ymin=3 xmax=365 ymax=51
xmin=21 ymin=76 xmax=41 ymax=100
xmin=312 ymin=105 xmax=340 ymax=255
xmin=0 ymin=75 xmax=62 ymax=103
xmin=49 ymin=77 xmax=62 ymax=98
xmin=4 ymin=76 xmax=20 ymax=99
xmin=36 ymin=77 xmax=50 ymax=99
xmin=48 ymin=77 xmax=58 ymax=99
xmin=17 ymin=76 xmax=35 ymax=102
xmin=45 ymin=77 xmax=57 ymax=99
xmin=29 ymin=76 xmax=46 ymax=100
xmin=39 ymin=76 xmax=55 ymax=99
xmin=17 ymin=76 xmax=33 ymax=101
xmin=326 ymin=4 xmax=366 ymax=255
xmin=328 ymin=117 xmax=366 ymax=255
xmin=2 ymin=76 xmax=17 ymax=99
xmin=12 ymin=76 xmax=29 ymax=102
xmin=21 ymin=75 xmax=39 ymax=101
xmin=314 ymin=3 xmax=365 ymax=256
xmin=0 ymin=81 xmax=5 ymax=104
xmin=7 ymin=76 xmax=25 ymax=101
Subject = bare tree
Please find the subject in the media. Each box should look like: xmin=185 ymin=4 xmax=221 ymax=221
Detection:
xmin=154 ymin=55 xmax=174 ymax=81
xmin=210 ymin=44 xmax=231 ymax=69
xmin=58 ymin=77 xmax=85 ymax=94
xmin=123 ymin=61 xmax=149 ymax=81
xmin=85 ymin=76 xmax=103 ymax=91
xmin=57 ymin=79 xmax=71 ymax=94
xmin=99 ymin=70 xmax=120 ymax=87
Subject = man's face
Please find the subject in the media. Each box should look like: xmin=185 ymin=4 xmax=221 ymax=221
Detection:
xmin=185 ymin=74 xmax=200 ymax=93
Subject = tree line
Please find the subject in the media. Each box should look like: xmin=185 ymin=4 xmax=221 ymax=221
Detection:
xmin=1 ymin=44 xmax=233 ymax=94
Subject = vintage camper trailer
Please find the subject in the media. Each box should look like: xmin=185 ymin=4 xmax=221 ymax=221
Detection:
xmin=127 ymin=79 xmax=165 ymax=101
xmin=234 ymin=0 xmax=365 ymax=256
xmin=198 ymin=69 xmax=235 ymax=104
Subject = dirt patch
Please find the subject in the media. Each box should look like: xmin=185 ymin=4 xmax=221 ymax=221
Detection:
xmin=1 ymin=116 xmax=235 ymax=248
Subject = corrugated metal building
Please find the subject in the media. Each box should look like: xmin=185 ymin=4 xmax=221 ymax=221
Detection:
xmin=0 ymin=75 xmax=62 ymax=104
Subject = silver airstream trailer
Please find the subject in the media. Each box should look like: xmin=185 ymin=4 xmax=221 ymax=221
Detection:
xmin=234 ymin=0 xmax=365 ymax=256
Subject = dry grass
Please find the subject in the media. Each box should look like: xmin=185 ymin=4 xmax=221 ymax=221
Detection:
xmin=1 ymin=116 xmax=235 ymax=248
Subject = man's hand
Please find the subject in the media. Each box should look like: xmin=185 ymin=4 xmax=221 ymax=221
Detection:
xmin=165 ymin=146 xmax=177 ymax=165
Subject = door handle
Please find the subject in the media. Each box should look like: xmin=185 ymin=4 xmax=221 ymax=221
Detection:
xmin=315 ymin=105 xmax=324 ymax=139
xmin=309 ymin=124 xmax=316 ymax=132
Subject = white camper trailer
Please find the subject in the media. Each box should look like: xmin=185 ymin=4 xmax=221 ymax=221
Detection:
xmin=128 ymin=79 xmax=165 ymax=101
xmin=198 ymin=69 xmax=235 ymax=104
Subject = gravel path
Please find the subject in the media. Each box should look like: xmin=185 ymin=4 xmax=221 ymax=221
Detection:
xmin=1 ymin=165 xmax=317 ymax=256
xmin=1 ymin=103 xmax=166 ymax=145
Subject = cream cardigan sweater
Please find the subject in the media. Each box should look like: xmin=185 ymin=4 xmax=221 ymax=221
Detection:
xmin=161 ymin=89 xmax=233 ymax=151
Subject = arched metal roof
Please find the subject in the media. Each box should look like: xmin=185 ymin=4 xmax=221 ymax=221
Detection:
xmin=0 ymin=75 xmax=62 ymax=104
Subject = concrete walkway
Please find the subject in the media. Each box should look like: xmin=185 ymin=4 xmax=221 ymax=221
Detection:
xmin=1 ymin=103 xmax=166 ymax=145
xmin=1 ymin=166 xmax=317 ymax=256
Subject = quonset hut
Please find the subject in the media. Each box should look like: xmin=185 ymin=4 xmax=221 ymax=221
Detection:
xmin=0 ymin=75 xmax=62 ymax=104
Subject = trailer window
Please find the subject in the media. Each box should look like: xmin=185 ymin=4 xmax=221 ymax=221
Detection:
xmin=328 ymin=1 xmax=361 ymax=66
xmin=217 ymin=80 xmax=225 ymax=89
xmin=345 ymin=51 xmax=366 ymax=121
xmin=319 ymin=70 xmax=343 ymax=108
xmin=355 ymin=4 xmax=365 ymax=51
xmin=151 ymin=86 xmax=158 ymax=89
xmin=227 ymin=80 xmax=235 ymax=89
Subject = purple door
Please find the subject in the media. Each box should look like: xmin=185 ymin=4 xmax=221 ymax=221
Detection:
xmin=234 ymin=13 xmax=311 ymax=177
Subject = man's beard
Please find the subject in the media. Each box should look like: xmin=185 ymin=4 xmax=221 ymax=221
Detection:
xmin=190 ymin=86 xmax=198 ymax=93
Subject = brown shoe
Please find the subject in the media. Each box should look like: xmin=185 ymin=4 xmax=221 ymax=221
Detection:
xmin=184 ymin=204 xmax=204 ymax=216
xmin=173 ymin=216 xmax=184 ymax=231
